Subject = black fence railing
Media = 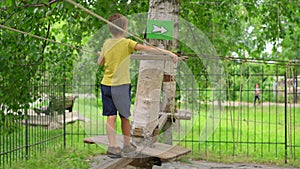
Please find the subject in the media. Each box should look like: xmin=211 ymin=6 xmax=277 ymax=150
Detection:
xmin=1 ymin=58 xmax=299 ymax=168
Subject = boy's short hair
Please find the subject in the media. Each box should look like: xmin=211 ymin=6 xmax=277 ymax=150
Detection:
xmin=108 ymin=13 xmax=128 ymax=36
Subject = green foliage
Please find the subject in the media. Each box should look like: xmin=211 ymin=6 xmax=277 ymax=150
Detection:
xmin=180 ymin=0 xmax=300 ymax=59
xmin=0 ymin=0 xmax=149 ymax=133
xmin=7 ymin=146 xmax=104 ymax=169
xmin=1 ymin=0 xmax=300 ymax=168
xmin=1 ymin=0 xmax=299 ymax=134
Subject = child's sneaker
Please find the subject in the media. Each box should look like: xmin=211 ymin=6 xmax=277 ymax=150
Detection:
xmin=107 ymin=146 xmax=121 ymax=158
xmin=122 ymin=143 xmax=137 ymax=157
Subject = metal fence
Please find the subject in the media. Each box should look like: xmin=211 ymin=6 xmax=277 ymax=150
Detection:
xmin=0 ymin=57 xmax=299 ymax=168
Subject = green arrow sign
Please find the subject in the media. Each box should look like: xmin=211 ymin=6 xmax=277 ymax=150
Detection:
xmin=146 ymin=20 xmax=173 ymax=40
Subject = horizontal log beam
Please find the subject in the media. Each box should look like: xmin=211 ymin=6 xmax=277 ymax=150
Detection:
xmin=91 ymin=157 xmax=133 ymax=169
xmin=158 ymin=114 xmax=168 ymax=131
xmin=131 ymin=54 xmax=188 ymax=61
xmin=159 ymin=110 xmax=192 ymax=120
xmin=131 ymin=54 xmax=173 ymax=61
xmin=131 ymin=54 xmax=189 ymax=61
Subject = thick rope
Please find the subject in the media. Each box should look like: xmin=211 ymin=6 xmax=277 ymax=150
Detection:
xmin=64 ymin=0 xmax=176 ymax=58
xmin=0 ymin=24 xmax=94 ymax=54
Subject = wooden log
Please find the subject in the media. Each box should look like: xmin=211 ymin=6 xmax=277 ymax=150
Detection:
xmin=159 ymin=110 xmax=193 ymax=120
xmin=90 ymin=155 xmax=159 ymax=169
xmin=21 ymin=115 xmax=52 ymax=126
xmin=131 ymin=54 xmax=188 ymax=61
xmin=132 ymin=66 xmax=164 ymax=137
xmin=90 ymin=157 xmax=133 ymax=169
xmin=158 ymin=114 xmax=168 ymax=131
xmin=56 ymin=111 xmax=90 ymax=124
xmin=131 ymin=54 xmax=172 ymax=61
xmin=147 ymin=0 xmax=180 ymax=146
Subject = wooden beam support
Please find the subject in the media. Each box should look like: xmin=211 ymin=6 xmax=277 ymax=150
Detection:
xmin=90 ymin=157 xmax=133 ymax=169
xmin=131 ymin=54 xmax=187 ymax=61
xmin=132 ymin=114 xmax=168 ymax=137
xmin=131 ymin=54 xmax=173 ymax=61
xmin=159 ymin=110 xmax=192 ymax=120
xmin=158 ymin=114 xmax=168 ymax=131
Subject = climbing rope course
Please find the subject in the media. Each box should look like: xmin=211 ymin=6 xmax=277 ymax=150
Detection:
xmin=1 ymin=0 xmax=299 ymax=167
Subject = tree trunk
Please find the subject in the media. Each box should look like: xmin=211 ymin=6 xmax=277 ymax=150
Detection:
xmin=132 ymin=0 xmax=179 ymax=145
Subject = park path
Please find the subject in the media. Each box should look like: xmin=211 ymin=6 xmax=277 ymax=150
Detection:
xmin=151 ymin=160 xmax=299 ymax=169
xmin=211 ymin=101 xmax=300 ymax=107
xmin=91 ymin=155 xmax=298 ymax=169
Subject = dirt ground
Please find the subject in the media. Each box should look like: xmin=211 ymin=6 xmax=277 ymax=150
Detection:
xmin=151 ymin=160 xmax=299 ymax=169
xmin=91 ymin=155 xmax=299 ymax=169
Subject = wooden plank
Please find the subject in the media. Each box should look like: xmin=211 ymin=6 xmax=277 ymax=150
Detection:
xmin=159 ymin=110 xmax=192 ymax=120
xmin=91 ymin=157 xmax=133 ymax=169
xmin=131 ymin=54 xmax=172 ymax=61
xmin=158 ymin=114 xmax=168 ymax=131
xmin=131 ymin=55 xmax=188 ymax=61
xmin=84 ymin=135 xmax=123 ymax=145
xmin=140 ymin=142 xmax=190 ymax=160
xmin=21 ymin=115 xmax=51 ymax=126
xmin=22 ymin=111 xmax=90 ymax=126
xmin=83 ymin=135 xmax=191 ymax=161
xmin=161 ymin=144 xmax=191 ymax=158
xmin=56 ymin=111 xmax=90 ymax=124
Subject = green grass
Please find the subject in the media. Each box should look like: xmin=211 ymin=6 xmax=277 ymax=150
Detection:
xmin=7 ymin=145 xmax=105 ymax=169
xmin=174 ymin=104 xmax=300 ymax=167
xmin=2 ymin=98 xmax=300 ymax=168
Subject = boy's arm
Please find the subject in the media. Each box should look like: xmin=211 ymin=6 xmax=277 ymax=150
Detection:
xmin=97 ymin=51 xmax=104 ymax=66
xmin=135 ymin=44 xmax=178 ymax=63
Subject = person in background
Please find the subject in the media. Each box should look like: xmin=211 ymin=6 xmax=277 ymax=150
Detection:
xmin=254 ymin=83 xmax=261 ymax=106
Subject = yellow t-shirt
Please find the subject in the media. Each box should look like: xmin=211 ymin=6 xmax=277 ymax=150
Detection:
xmin=101 ymin=38 xmax=137 ymax=86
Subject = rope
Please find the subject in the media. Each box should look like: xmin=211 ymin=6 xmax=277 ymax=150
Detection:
xmin=0 ymin=24 xmax=94 ymax=54
xmin=185 ymin=54 xmax=300 ymax=66
xmin=1 ymin=0 xmax=177 ymax=58
xmin=63 ymin=0 xmax=175 ymax=58
xmin=63 ymin=0 xmax=138 ymax=42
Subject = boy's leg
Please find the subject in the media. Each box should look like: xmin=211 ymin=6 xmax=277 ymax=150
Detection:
xmin=120 ymin=117 xmax=131 ymax=145
xmin=111 ymin=84 xmax=132 ymax=145
xmin=111 ymin=85 xmax=136 ymax=154
xmin=107 ymin=115 xmax=117 ymax=147
xmin=101 ymin=84 xmax=121 ymax=158
xmin=106 ymin=115 xmax=121 ymax=158
xmin=121 ymin=117 xmax=137 ymax=156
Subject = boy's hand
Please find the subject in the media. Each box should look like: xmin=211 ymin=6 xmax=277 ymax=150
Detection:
xmin=167 ymin=51 xmax=178 ymax=64
xmin=171 ymin=53 xmax=178 ymax=64
xmin=97 ymin=51 xmax=104 ymax=66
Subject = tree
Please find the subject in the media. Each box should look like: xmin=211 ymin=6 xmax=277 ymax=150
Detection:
xmin=0 ymin=0 xmax=148 ymax=133
xmin=130 ymin=0 xmax=179 ymax=145
xmin=1 ymin=0 xmax=299 ymax=133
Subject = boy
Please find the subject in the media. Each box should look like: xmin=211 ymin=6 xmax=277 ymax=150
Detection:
xmin=97 ymin=13 xmax=178 ymax=158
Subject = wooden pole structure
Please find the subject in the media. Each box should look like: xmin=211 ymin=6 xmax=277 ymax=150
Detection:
xmin=132 ymin=0 xmax=179 ymax=145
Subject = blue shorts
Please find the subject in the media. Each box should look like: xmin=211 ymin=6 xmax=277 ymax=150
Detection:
xmin=101 ymin=84 xmax=131 ymax=118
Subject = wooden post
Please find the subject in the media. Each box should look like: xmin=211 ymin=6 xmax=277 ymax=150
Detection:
xmin=132 ymin=64 xmax=164 ymax=137
xmin=132 ymin=0 xmax=179 ymax=145
xmin=149 ymin=0 xmax=179 ymax=145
